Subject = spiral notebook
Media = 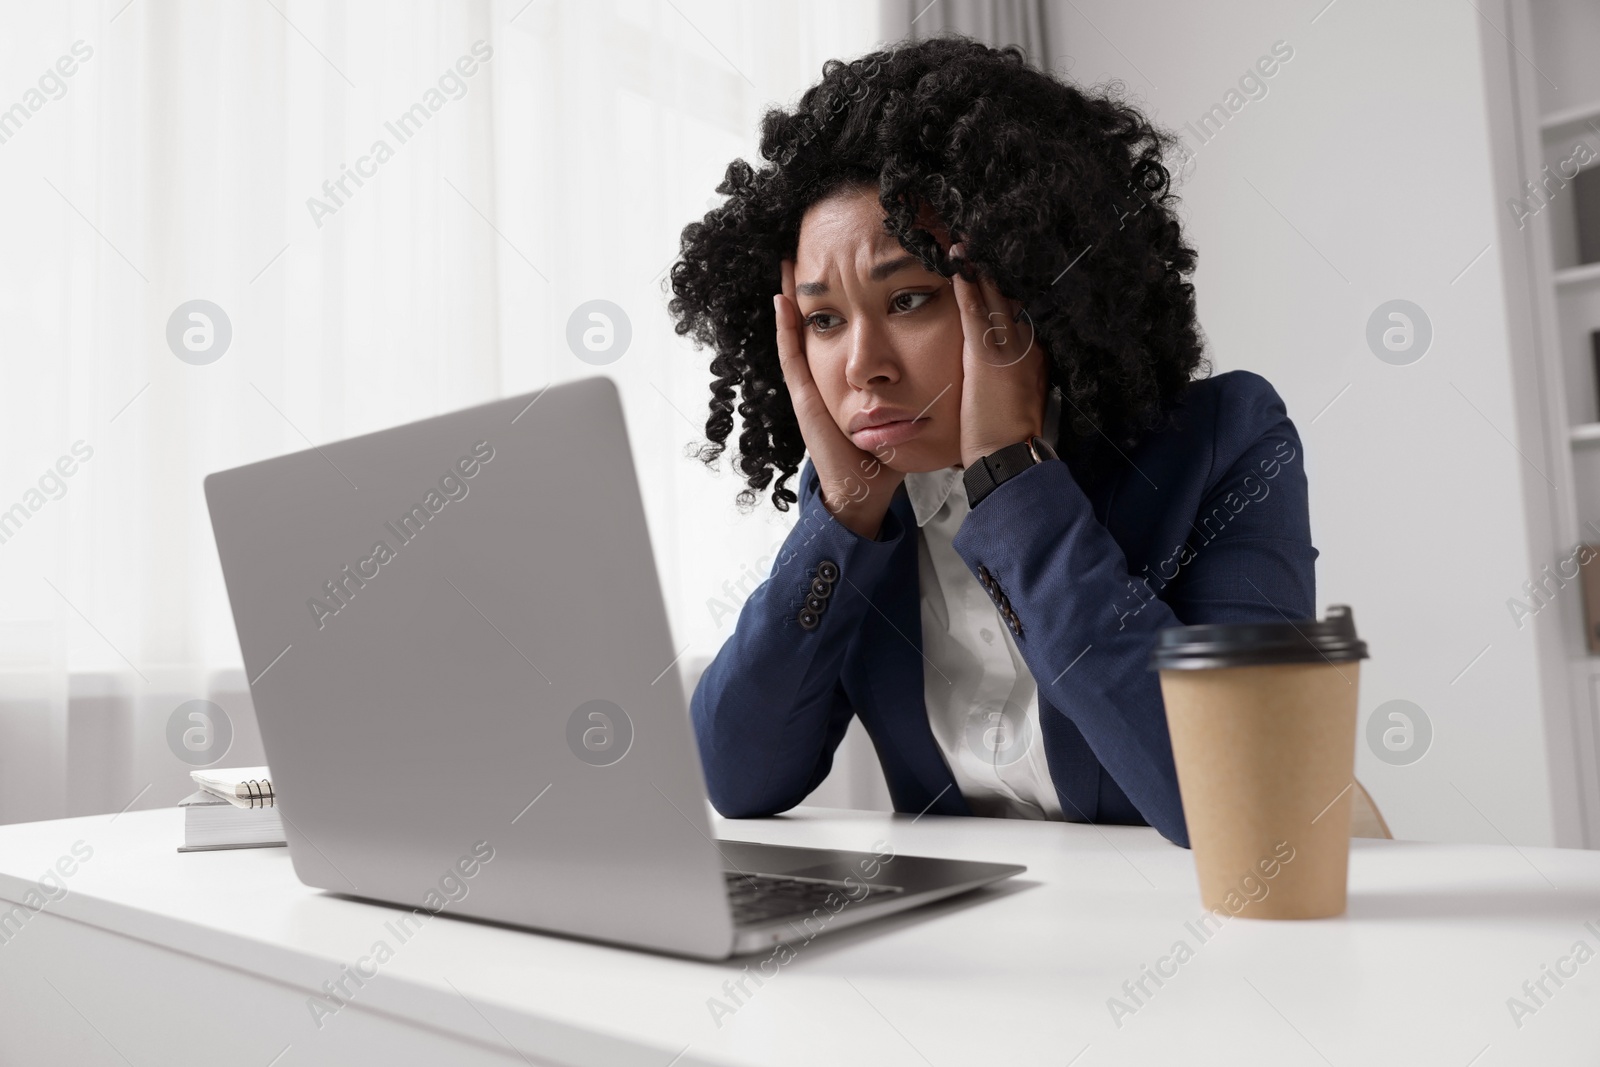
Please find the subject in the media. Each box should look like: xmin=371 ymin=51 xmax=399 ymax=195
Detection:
xmin=177 ymin=767 xmax=285 ymax=852
xmin=190 ymin=766 xmax=275 ymax=808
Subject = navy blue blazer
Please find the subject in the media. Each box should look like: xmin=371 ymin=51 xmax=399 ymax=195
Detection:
xmin=690 ymin=369 xmax=1318 ymax=848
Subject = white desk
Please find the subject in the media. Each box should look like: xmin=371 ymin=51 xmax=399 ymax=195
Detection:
xmin=1 ymin=806 xmax=1598 ymax=1066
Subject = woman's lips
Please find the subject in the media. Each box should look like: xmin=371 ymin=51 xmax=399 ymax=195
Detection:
xmin=850 ymin=417 xmax=929 ymax=452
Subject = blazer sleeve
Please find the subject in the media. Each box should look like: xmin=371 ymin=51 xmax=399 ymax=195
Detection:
xmin=691 ymin=459 xmax=909 ymax=817
xmin=951 ymin=374 xmax=1319 ymax=848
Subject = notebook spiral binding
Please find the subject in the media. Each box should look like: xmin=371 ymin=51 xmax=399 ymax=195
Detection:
xmin=242 ymin=778 xmax=274 ymax=809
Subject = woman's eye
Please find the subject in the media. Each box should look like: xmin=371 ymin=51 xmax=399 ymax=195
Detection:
xmin=805 ymin=312 xmax=842 ymax=334
xmin=892 ymin=290 xmax=936 ymax=313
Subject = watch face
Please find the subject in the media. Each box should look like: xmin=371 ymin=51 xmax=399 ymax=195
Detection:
xmin=1029 ymin=435 xmax=1058 ymax=462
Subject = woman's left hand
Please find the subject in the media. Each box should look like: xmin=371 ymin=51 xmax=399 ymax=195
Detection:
xmin=950 ymin=242 xmax=1051 ymax=469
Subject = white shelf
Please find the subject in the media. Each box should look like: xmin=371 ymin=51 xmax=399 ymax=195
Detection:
xmin=1554 ymin=261 xmax=1600 ymax=287
xmin=1511 ymin=0 xmax=1600 ymax=849
xmin=1540 ymin=97 xmax=1600 ymax=133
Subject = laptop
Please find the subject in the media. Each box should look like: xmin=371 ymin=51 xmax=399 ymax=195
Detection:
xmin=203 ymin=375 xmax=1023 ymax=960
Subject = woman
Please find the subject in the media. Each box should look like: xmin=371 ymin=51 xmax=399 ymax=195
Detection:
xmin=667 ymin=35 xmax=1317 ymax=848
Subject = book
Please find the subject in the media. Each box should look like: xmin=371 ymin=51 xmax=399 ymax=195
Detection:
xmin=1582 ymin=545 xmax=1600 ymax=655
xmin=1578 ymin=165 xmax=1600 ymax=266
xmin=177 ymin=790 xmax=286 ymax=852
xmin=1592 ymin=330 xmax=1600 ymax=421
xmin=190 ymin=766 xmax=275 ymax=809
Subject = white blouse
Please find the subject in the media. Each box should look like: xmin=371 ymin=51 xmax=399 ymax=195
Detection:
xmin=902 ymin=389 xmax=1065 ymax=821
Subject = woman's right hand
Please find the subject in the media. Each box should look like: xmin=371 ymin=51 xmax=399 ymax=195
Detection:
xmin=773 ymin=258 xmax=904 ymax=540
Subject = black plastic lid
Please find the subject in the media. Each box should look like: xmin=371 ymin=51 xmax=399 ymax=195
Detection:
xmin=1147 ymin=604 xmax=1369 ymax=671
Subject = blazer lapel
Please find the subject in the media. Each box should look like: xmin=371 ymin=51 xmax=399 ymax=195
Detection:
xmin=847 ymin=483 xmax=971 ymax=817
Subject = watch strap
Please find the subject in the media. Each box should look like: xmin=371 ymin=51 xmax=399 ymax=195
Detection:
xmin=963 ymin=439 xmax=1038 ymax=510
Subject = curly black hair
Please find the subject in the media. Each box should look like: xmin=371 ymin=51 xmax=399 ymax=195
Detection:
xmin=667 ymin=33 xmax=1209 ymax=511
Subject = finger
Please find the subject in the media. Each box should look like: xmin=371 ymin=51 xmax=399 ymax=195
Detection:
xmin=952 ymin=254 xmax=1017 ymax=369
xmin=774 ymin=259 xmax=816 ymax=395
xmin=781 ymin=255 xmax=799 ymax=311
xmin=949 ymin=249 xmax=994 ymax=349
xmin=974 ymin=271 xmax=1015 ymax=364
xmin=976 ymin=272 xmax=1037 ymax=369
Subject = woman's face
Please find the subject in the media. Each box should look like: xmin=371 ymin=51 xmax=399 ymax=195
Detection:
xmin=792 ymin=185 xmax=965 ymax=473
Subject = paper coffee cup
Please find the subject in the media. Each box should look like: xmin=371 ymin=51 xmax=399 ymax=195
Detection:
xmin=1148 ymin=605 xmax=1369 ymax=919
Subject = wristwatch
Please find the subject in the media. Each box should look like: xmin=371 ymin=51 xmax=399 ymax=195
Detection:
xmin=963 ymin=435 xmax=1058 ymax=509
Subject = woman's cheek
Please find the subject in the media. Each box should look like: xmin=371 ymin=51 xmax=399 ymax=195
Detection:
xmin=909 ymin=303 xmax=965 ymax=376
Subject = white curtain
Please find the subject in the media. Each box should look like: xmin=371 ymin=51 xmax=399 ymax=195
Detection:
xmin=881 ymin=0 xmax=1049 ymax=64
xmin=0 ymin=0 xmax=882 ymax=824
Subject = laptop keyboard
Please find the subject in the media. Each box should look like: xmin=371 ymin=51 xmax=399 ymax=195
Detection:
xmin=723 ymin=870 xmax=903 ymax=926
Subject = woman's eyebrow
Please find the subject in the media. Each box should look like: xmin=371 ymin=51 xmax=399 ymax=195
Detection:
xmin=796 ymin=255 xmax=922 ymax=296
xmin=869 ymin=255 xmax=922 ymax=281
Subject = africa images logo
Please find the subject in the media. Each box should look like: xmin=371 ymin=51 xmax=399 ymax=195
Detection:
xmin=305 ymin=41 xmax=493 ymax=228
xmin=307 ymin=440 xmax=494 ymax=630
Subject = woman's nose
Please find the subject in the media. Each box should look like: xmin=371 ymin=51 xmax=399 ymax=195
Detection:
xmin=843 ymin=317 xmax=900 ymax=389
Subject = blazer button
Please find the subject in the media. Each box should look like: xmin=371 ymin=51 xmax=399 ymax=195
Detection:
xmin=817 ymin=559 xmax=840 ymax=583
xmin=810 ymin=576 xmax=832 ymax=599
xmin=798 ymin=608 xmax=820 ymax=631
xmin=805 ymin=593 xmax=828 ymax=613
xmin=977 ymin=564 xmax=992 ymax=584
